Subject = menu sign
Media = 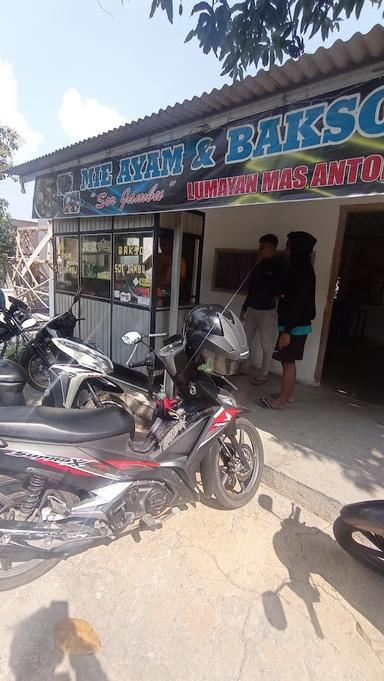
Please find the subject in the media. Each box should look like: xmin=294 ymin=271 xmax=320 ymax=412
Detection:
xmin=113 ymin=236 xmax=152 ymax=306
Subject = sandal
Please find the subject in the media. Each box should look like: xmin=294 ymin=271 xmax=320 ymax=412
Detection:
xmin=271 ymin=393 xmax=293 ymax=403
xmin=250 ymin=376 xmax=267 ymax=386
xmin=260 ymin=397 xmax=286 ymax=410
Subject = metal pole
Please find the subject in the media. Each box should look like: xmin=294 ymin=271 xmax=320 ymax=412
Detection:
xmin=166 ymin=213 xmax=185 ymax=397
xmin=169 ymin=214 xmax=184 ymax=336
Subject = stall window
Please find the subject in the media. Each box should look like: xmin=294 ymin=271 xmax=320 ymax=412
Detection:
xmin=80 ymin=234 xmax=111 ymax=299
xmin=154 ymin=228 xmax=201 ymax=308
xmin=113 ymin=233 xmax=152 ymax=306
xmin=212 ymin=249 xmax=258 ymax=293
xmin=55 ymin=236 xmax=79 ymax=293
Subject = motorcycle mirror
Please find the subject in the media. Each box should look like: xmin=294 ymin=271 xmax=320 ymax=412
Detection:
xmin=122 ymin=331 xmax=141 ymax=345
xmin=0 ymin=290 xmax=6 ymax=310
xmin=8 ymin=296 xmax=28 ymax=310
xmin=22 ymin=318 xmax=36 ymax=330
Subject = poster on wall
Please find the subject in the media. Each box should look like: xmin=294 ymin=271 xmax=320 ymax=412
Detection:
xmin=33 ymin=78 xmax=384 ymax=219
xmin=113 ymin=235 xmax=152 ymax=306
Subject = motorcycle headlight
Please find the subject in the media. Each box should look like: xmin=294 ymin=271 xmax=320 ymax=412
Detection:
xmin=52 ymin=338 xmax=114 ymax=374
xmin=71 ymin=351 xmax=113 ymax=374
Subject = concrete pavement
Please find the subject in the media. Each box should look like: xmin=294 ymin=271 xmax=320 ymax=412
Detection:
xmin=0 ymin=487 xmax=383 ymax=681
xmin=236 ymin=375 xmax=384 ymax=518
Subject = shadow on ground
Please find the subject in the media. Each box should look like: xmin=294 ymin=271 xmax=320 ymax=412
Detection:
xmin=235 ymin=375 xmax=384 ymax=495
xmin=259 ymin=494 xmax=384 ymax=641
xmin=8 ymin=600 xmax=109 ymax=681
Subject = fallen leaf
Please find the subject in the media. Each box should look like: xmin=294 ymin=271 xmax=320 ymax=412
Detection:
xmin=54 ymin=618 xmax=101 ymax=655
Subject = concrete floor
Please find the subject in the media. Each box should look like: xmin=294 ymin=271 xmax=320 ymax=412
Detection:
xmin=0 ymin=487 xmax=383 ymax=681
xmin=234 ymin=375 xmax=384 ymax=511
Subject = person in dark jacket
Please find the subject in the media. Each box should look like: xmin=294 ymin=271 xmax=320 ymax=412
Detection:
xmin=240 ymin=234 xmax=285 ymax=385
xmin=261 ymin=231 xmax=317 ymax=409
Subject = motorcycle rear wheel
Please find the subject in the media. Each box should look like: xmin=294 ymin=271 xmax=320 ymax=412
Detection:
xmin=333 ymin=516 xmax=384 ymax=575
xmin=0 ymin=476 xmax=59 ymax=591
xmin=200 ymin=417 xmax=264 ymax=510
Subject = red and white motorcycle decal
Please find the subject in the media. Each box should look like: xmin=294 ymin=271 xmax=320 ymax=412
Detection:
xmin=208 ymin=407 xmax=240 ymax=432
xmin=2 ymin=448 xmax=160 ymax=479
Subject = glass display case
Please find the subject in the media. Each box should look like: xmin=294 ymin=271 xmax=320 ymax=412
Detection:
xmin=80 ymin=234 xmax=111 ymax=299
xmin=55 ymin=236 xmax=79 ymax=293
xmin=53 ymin=211 xmax=205 ymax=369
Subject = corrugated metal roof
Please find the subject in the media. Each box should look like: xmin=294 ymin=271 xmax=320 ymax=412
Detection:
xmin=12 ymin=24 xmax=384 ymax=178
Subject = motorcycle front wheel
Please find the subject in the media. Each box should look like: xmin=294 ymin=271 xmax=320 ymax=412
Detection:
xmin=200 ymin=417 xmax=264 ymax=510
xmin=76 ymin=390 xmax=128 ymax=411
xmin=0 ymin=476 xmax=60 ymax=591
xmin=333 ymin=516 xmax=384 ymax=575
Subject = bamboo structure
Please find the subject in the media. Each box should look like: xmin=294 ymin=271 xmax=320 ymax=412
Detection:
xmin=9 ymin=220 xmax=53 ymax=311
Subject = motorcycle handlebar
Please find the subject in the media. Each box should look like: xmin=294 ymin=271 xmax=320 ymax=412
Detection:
xmin=128 ymin=360 xmax=148 ymax=369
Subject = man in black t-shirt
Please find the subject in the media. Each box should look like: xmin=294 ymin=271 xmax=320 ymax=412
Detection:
xmin=240 ymin=234 xmax=285 ymax=385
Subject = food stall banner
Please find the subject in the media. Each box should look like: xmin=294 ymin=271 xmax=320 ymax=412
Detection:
xmin=33 ymin=78 xmax=384 ymax=219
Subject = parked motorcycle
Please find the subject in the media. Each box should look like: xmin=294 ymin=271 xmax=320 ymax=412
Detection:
xmin=334 ymin=501 xmax=384 ymax=574
xmin=42 ymin=336 xmax=127 ymax=410
xmin=0 ymin=335 xmax=127 ymax=411
xmin=0 ymin=292 xmax=39 ymax=359
xmin=0 ymin=304 xmax=263 ymax=590
xmin=18 ymin=288 xmax=84 ymax=391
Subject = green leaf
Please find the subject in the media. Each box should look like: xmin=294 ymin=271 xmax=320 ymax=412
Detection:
xmin=149 ymin=0 xmax=159 ymax=19
xmin=355 ymin=0 xmax=365 ymax=18
xmin=164 ymin=0 xmax=174 ymax=23
xmin=293 ymin=0 xmax=303 ymax=23
xmin=191 ymin=2 xmax=213 ymax=16
xmin=185 ymin=28 xmax=196 ymax=42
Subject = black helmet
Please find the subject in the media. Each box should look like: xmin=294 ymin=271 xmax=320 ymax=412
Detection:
xmin=183 ymin=304 xmax=249 ymax=374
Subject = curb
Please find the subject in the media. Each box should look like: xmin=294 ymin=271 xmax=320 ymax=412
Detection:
xmin=262 ymin=464 xmax=341 ymax=524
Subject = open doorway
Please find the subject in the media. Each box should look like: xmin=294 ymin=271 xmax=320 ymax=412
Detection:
xmin=322 ymin=208 xmax=384 ymax=405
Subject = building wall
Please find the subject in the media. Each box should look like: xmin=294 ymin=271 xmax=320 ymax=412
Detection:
xmin=201 ymin=195 xmax=382 ymax=384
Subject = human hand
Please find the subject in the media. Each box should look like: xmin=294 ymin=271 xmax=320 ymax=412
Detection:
xmin=278 ymin=332 xmax=291 ymax=349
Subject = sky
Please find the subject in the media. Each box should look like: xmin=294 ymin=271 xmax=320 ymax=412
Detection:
xmin=0 ymin=0 xmax=381 ymax=219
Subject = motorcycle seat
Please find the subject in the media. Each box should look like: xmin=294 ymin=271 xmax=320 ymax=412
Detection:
xmin=0 ymin=359 xmax=26 ymax=383
xmin=0 ymin=406 xmax=135 ymax=444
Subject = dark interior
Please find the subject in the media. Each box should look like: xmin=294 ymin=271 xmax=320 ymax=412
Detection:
xmin=322 ymin=210 xmax=384 ymax=405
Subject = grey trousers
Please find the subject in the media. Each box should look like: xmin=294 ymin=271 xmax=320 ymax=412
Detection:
xmin=242 ymin=307 xmax=278 ymax=376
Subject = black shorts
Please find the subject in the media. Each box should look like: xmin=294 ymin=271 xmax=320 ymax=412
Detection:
xmin=273 ymin=334 xmax=308 ymax=363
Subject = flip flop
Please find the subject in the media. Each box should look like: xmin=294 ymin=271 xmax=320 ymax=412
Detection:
xmin=260 ymin=397 xmax=286 ymax=410
xmin=271 ymin=393 xmax=293 ymax=403
xmin=250 ymin=376 xmax=267 ymax=385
